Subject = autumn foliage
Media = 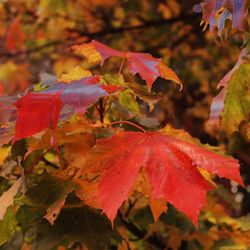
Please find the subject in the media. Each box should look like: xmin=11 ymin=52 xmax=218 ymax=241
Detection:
xmin=0 ymin=1 xmax=250 ymax=249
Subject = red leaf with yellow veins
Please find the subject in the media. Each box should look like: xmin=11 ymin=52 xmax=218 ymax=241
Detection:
xmin=72 ymin=40 xmax=182 ymax=91
xmin=85 ymin=131 xmax=243 ymax=225
xmin=13 ymin=92 xmax=62 ymax=142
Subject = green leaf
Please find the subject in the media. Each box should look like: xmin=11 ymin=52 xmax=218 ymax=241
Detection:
xmin=0 ymin=207 xmax=18 ymax=246
xmin=222 ymin=64 xmax=250 ymax=135
xmin=101 ymin=74 xmax=126 ymax=86
xmin=119 ymin=89 xmax=141 ymax=114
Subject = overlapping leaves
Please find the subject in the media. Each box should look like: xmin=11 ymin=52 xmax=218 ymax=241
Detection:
xmin=209 ymin=49 xmax=250 ymax=135
xmin=194 ymin=0 xmax=248 ymax=35
xmin=0 ymin=39 xmax=246 ymax=250
xmin=72 ymin=40 xmax=182 ymax=91
xmin=80 ymin=130 xmax=243 ymax=226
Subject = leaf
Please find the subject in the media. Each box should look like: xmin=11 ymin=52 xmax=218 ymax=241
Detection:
xmin=209 ymin=48 xmax=248 ymax=131
xmin=44 ymin=76 xmax=108 ymax=116
xmin=232 ymin=0 xmax=248 ymax=30
xmin=58 ymin=65 xmax=92 ymax=82
xmin=137 ymin=173 xmax=168 ymax=221
xmin=119 ymin=89 xmax=141 ymax=115
xmin=13 ymin=76 xmax=108 ymax=142
xmin=0 ymin=178 xmax=22 ymax=220
xmin=194 ymin=0 xmax=248 ymax=33
xmin=13 ymin=92 xmax=62 ymax=142
xmin=0 ymin=61 xmax=30 ymax=94
xmin=72 ymin=40 xmax=182 ymax=91
xmin=5 ymin=16 xmax=26 ymax=52
xmin=221 ymin=63 xmax=250 ymax=135
xmin=43 ymin=181 xmax=75 ymax=225
xmin=72 ymin=40 xmax=123 ymax=65
xmin=0 ymin=146 xmax=10 ymax=166
xmin=0 ymin=207 xmax=18 ymax=246
xmin=24 ymin=172 xmax=78 ymax=226
xmin=83 ymin=131 xmax=243 ymax=226
xmin=36 ymin=207 xmax=113 ymax=250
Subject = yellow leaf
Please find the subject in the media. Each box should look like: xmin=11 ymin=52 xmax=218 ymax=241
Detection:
xmin=59 ymin=65 xmax=92 ymax=82
xmin=72 ymin=43 xmax=102 ymax=63
xmin=0 ymin=146 xmax=10 ymax=165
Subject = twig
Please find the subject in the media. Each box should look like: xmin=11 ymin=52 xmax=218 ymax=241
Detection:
xmin=110 ymin=121 xmax=147 ymax=133
xmin=0 ymin=13 xmax=198 ymax=58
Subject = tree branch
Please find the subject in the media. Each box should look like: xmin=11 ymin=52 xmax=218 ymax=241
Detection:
xmin=0 ymin=13 xmax=198 ymax=58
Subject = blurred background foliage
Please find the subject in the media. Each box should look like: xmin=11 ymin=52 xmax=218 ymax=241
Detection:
xmin=0 ymin=0 xmax=250 ymax=249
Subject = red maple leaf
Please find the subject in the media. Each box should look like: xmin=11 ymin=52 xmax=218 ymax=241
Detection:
xmin=13 ymin=77 xmax=109 ymax=142
xmin=13 ymin=92 xmax=62 ymax=142
xmin=84 ymin=131 xmax=243 ymax=226
xmin=72 ymin=40 xmax=182 ymax=91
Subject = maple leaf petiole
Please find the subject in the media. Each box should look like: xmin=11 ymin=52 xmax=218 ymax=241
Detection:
xmin=118 ymin=56 xmax=126 ymax=74
xmin=110 ymin=120 xmax=147 ymax=133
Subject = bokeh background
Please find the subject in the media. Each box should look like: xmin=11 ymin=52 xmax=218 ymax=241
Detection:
xmin=0 ymin=1 xmax=250 ymax=249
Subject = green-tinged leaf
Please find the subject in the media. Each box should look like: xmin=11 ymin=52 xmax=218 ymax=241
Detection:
xmin=102 ymin=74 xmax=126 ymax=86
xmin=36 ymin=207 xmax=113 ymax=250
xmin=129 ymin=82 xmax=161 ymax=111
xmin=119 ymin=89 xmax=140 ymax=114
xmin=0 ymin=207 xmax=18 ymax=246
xmin=222 ymin=64 xmax=250 ymax=135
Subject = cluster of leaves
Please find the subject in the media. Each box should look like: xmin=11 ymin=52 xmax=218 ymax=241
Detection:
xmin=0 ymin=0 xmax=250 ymax=249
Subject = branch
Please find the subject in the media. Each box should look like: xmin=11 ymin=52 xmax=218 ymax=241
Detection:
xmin=0 ymin=13 xmax=198 ymax=58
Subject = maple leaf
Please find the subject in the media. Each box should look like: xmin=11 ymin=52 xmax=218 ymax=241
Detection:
xmin=194 ymin=0 xmax=248 ymax=34
xmin=72 ymin=40 xmax=182 ymax=91
xmin=58 ymin=65 xmax=92 ymax=82
xmin=221 ymin=63 xmax=250 ymax=135
xmin=13 ymin=92 xmax=62 ymax=142
xmin=209 ymin=48 xmax=248 ymax=132
xmin=44 ymin=179 xmax=75 ymax=225
xmin=44 ymin=76 xmax=108 ymax=116
xmin=13 ymin=76 xmax=108 ymax=143
xmin=83 ymin=131 xmax=243 ymax=226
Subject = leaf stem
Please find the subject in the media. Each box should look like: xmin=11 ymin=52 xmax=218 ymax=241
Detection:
xmin=110 ymin=120 xmax=147 ymax=133
xmin=118 ymin=57 xmax=126 ymax=74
